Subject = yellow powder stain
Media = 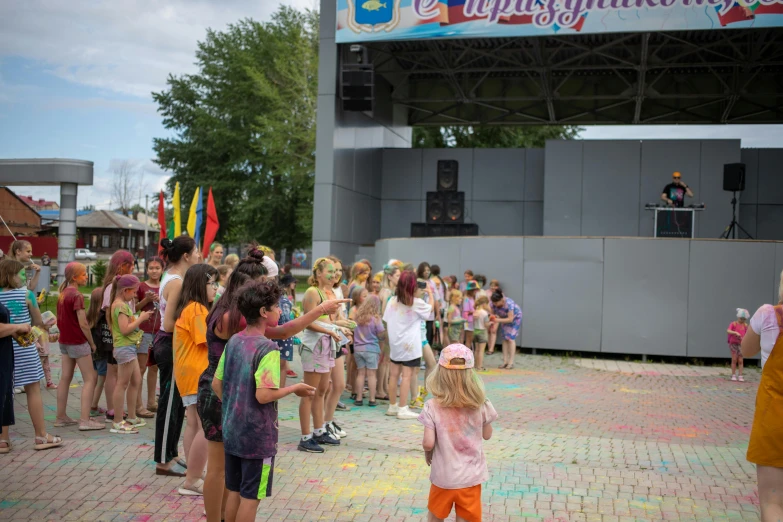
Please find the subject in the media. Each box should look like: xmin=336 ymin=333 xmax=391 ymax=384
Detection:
xmin=619 ymin=387 xmax=651 ymax=394
xmin=341 ymin=463 xmax=357 ymax=470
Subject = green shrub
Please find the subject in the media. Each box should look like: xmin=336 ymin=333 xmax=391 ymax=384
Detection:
xmin=91 ymin=259 xmax=107 ymax=286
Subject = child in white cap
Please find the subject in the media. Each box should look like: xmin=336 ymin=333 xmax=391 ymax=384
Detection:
xmin=418 ymin=343 xmax=498 ymax=522
xmin=727 ymin=308 xmax=750 ymax=381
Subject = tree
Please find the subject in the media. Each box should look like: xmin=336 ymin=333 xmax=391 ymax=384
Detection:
xmin=412 ymin=125 xmax=582 ymax=148
xmin=110 ymin=160 xmax=137 ymax=216
xmin=152 ymin=7 xmax=318 ymax=252
xmin=81 ymin=204 xmax=96 ymax=212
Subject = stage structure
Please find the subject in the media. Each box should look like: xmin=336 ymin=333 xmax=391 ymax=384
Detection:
xmin=314 ymin=0 xmax=783 ymax=358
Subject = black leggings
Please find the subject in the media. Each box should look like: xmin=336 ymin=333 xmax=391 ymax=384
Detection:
xmin=425 ymin=321 xmax=436 ymax=346
xmin=153 ymin=332 xmax=185 ymax=464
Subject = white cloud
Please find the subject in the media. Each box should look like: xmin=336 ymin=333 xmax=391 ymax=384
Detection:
xmin=0 ymin=0 xmax=316 ymax=99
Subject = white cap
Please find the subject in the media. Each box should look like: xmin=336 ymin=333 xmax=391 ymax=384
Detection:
xmin=262 ymin=257 xmax=278 ymax=277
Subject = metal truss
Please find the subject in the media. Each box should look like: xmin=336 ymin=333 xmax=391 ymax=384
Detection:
xmin=359 ymin=28 xmax=783 ymax=125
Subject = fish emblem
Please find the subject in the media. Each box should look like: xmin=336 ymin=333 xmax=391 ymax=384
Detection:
xmin=361 ymin=0 xmax=386 ymax=12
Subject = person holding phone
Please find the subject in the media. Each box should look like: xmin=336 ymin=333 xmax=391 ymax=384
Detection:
xmin=136 ymin=256 xmax=163 ymax=416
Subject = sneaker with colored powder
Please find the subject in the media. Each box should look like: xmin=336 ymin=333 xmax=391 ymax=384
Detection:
xmin=386 ymin=404 xmax=399 ymax=417
xmin=396 ymin=406 xmax=419 ymax=420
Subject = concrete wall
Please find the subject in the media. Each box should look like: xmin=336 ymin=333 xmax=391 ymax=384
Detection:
xmin=738 ymin=148 xmax=783 ymax=240
xmin=375 ymin=236 xmax=783 ymax=358
xmin=312 ymin=0 xmax=411 ymax=263
xmin=379 ymin=148 xmax=545 ymax=238
xmin=543 ymin=140 xmax=743 ymax=239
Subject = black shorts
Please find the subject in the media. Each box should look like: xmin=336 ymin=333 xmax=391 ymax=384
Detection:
xmin=390 ymin=357 xmax=421 ymax=368
xmin=225 ymin=453 xmax=275 ymax=500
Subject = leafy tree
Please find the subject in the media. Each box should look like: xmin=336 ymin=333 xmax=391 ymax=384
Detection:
xmin=81 ymin=204 xmax=96 ymax=212
xmin=152 ymin=7 xmax=318 ymax=251
xmin=412 ymin=125 xmax=582 ymax=148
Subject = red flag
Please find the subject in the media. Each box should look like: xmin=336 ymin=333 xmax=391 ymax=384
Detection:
xmin=157 ymin=191 xmax=167 ymax=254
xmin=202 ymin=187 xmax=220 ymax=259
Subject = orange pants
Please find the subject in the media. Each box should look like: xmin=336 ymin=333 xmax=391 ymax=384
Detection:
xmin=428 ymin=483 xmax=482 ymax=522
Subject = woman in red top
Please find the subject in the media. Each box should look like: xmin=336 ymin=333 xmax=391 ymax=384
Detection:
xmin=136 ymin=257 xmax=163 ymax=415
xmin=55 ymin=263 xmax=104 ymax=431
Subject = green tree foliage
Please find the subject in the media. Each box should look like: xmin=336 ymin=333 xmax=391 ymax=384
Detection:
xmin=152 ymin=7 xmax=318 ymax=251
xmin=412 ymin=125 xmax=582 ymax=148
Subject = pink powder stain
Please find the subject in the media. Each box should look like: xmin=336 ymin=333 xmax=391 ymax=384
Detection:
xmin=639 ymin=371 xmax=661 ymax=376
xmin=129 ymin=484 xmax=144 ymax=491
xmin=307 ymin=479 xmax=320 ymax=484
xmin=133 ymin=516 xmax=152 ymax=522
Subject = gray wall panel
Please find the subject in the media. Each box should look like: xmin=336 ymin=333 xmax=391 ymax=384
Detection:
xmin=472 ymin=149 xmax=525 ymax=201
xmin=380 ymin=200 xmax=422 ymax=239
xmin=639 ymin=141 xmax=702 ymax=237
xmin=758 ymin=149 xmax=783 ymax=205
xmin=382 ymin=237 xmax=463 ymax=277
xmin=522 ymin=238 xmax=603 ymax=351
xmin=740 ymin=149 xmax=759 ymax=205
xmin=581 ymin=141 xmax=641 ymax=237
xmin=471 ymin=202 xmax=525 ymax=236
xmin=739 ymin=204 xmax=758 ymax=239
xmin=687 ymin=241 xmax=775 ymax=357
xmin=757 ymin=205 xmax=783 ymax=241
xmin=312 ymin=183 xmax=334 ymax=241
xmin=544 ymin=141 xmax=583 ymax=236
xmin=422 ymin=149 xmax=475 ymax=200
xmin=525 ymin=149 xmax=545 ymax=202
xmin=524 ymin=202 xmax=543 ymax=236
xmin=460 ymin=238 xmax=524 ymax=310
xmin=382 ymin=149 xmax=422 ymax=200
xmin=602 ymin=239 xmax=690 ymax=356
xmin=698 ymin=140 xmax=741 ymax=238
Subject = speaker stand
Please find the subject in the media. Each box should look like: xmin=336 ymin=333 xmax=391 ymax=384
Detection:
xmin=720 ymin=193 xmax=754 ymax=240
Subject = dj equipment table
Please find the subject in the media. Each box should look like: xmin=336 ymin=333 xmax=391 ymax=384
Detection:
xmin=644 ymin=204 xmax=705 ymax=238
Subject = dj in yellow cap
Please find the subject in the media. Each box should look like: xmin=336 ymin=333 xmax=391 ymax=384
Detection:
xmin=661 ymin=171 xmax=694 ymax=207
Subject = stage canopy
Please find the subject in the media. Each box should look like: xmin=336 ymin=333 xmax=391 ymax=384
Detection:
xmin=336 ymin=1 xmax=783 ymax=125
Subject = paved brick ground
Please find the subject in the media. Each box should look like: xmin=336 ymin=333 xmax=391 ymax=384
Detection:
xmin=0 ymin=350 xmax=761 ymax=521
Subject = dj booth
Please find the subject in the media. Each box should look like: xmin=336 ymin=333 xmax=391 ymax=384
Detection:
xmin=644 ymin=204 xmax=706 ymax=239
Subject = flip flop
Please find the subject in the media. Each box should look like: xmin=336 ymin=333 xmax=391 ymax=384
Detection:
xmin=53 ymin=418 xmax=78 ymax=427
xmin=175 ymin=456 xmax=188 ymax=469
xmin=34 ymin=433 xmax=63 ymax=450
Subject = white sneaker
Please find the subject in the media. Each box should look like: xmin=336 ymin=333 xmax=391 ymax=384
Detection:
xmin=396 ymin=406 xmax=419 ymax=420
xmin=386 ymin=404 xmax=399 ymax=416
xmin=731 ymin=375 xmax=738 ymax=381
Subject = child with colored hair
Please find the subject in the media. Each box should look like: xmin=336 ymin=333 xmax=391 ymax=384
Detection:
xmin=212 ymin=280 xmax=315 ymax=522
xmin=727 ymin=308 xmax=749 ymax=382
xmin=109 ymin=274 xmax=152 ymax=435
xmin=419 ymin=343 xmax=497 ymax=522
xmin=446 ymin=290 xmax=465 ymax=345
xmin=55 ymin=262 xmax=103 ymax=431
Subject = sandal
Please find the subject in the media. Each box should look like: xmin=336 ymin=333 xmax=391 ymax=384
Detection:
xmin=499 ymin=364 xmax=508 ymax=369
xmin=136 ymin=409 xmax=155 ymax=418
xmin=125 ymin=417 xmax=147 ymax=428
xmin=354 ymin=399 xmax=363 ymax=406
xmin=46 ymin=382 xmax=58 ymax=389
xmin=368 ymin=401 xmax=377 ymax=407
xmin=79 ymin=420 xmax=106 ymax=431
xmin=0 ymin=439 xmax=11 ymax=454
xmin=178 ymin=478 xmax=204 ymax=496
xmin=375 ymin=395 xmax=390 ymax=401
xmin=175 ymin=456 xmax=188 ymax=469
xmin=90 ymin=406 xmax=107 ymax=418
xmin=110 ymin=421 xmax=138 ymax=435
xmin=34 ymin=433 xmax=63 ymax=450
xmin=53 ymin=417 xmax=78 ymax=427
xmin=147 ymin=403 xmax=158 ymax=413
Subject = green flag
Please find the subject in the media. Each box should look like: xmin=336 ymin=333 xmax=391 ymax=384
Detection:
xmin=168 ymin=218 xmax=175 ymax=240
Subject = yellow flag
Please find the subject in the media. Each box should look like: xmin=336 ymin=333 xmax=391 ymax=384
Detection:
xmin=173 ymin=182 xmax=182 ymax=236
xmin=187 ymin=187 xmax=200 ymax=238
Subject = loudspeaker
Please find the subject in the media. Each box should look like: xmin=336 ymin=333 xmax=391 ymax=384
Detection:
xmin=341 ymin=66 xmax=374 ymax=112
xmin=436 ymin=160 xmax=459 ymax=191
xmin=411 ymin=223 xmax=479 ymax=237
xmin=426 ymin=192 xmax=464 ymax=224
xmin=723 ymin=163 xmax=746 ymax=192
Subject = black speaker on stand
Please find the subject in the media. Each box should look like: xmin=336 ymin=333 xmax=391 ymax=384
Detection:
xmin=720 ymin=162 xmax=753 ymax=239
xmin=340 ymin=64 xmax=374 ymax=112
xmin=426 ymin=192 xmax=464 ymax=224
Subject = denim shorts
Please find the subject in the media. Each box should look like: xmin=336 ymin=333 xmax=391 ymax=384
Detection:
xmin=353 ymin=351 xmax=379 ymax=370
xmin=93 ymin=358 xmax=108 ymax=377
xmin=60 ymin=342 xmax=92 ymax=359
xmin=182 ymin=394 xmax=198 ymax=407
xmin=138 ymin=333 xmax=154 ymax=355
xmin=113 ymin=345 xmax=138 ymax=365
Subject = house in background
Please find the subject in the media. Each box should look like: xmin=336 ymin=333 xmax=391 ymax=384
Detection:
xmin=18 ymin=195 xmax=59 ymax=211
xmin=77 ymin=210 xmax=159 ymax=254
xmin=0 ymin=187 xmax=42 ymax=236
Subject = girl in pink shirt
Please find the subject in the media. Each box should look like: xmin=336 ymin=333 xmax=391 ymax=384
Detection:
xmin=727 ymin=308 xmax=750 ymax=382
xmin=418 ymin=343 xmax=498 ymax=522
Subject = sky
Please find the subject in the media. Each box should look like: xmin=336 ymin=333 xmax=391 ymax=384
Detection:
xmin=0 ymin=0 xmax=781 ymax=211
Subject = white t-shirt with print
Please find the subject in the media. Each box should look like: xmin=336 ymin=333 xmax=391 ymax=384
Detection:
xmin=749 ymin=304 xmax=779 ymax=368
xmin=383 ymin=296 xmax=432 ymax=362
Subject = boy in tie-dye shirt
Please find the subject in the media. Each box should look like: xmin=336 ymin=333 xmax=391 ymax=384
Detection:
xmin=212 ymin=280 xmax=315 ymax=521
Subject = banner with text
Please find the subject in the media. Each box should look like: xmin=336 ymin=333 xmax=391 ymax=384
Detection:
xmin=336 ymin=0 xmax=783 ymax=43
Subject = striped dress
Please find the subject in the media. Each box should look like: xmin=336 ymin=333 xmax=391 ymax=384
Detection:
xmin=0 ymin=288 xmax=44 ymax=386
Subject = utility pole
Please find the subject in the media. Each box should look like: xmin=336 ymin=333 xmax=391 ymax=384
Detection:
xmin=144 ymin=194 xmax=149 ymax=251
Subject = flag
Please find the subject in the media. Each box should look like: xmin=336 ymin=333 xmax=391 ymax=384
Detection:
xmin=202 ymin=187 xmax=220 ymax=259
xmin=194 ymin=186 xmax=204 ymax=246
xmin=172 ymin=182 xmax=182 ymax=236
xmin=157 ymin=191 xmax=167 ymax=254
xmin=187 ymin=187 xmax=200 ymax=238
xmin=168 ymin=219 xmax=175 ymax=240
